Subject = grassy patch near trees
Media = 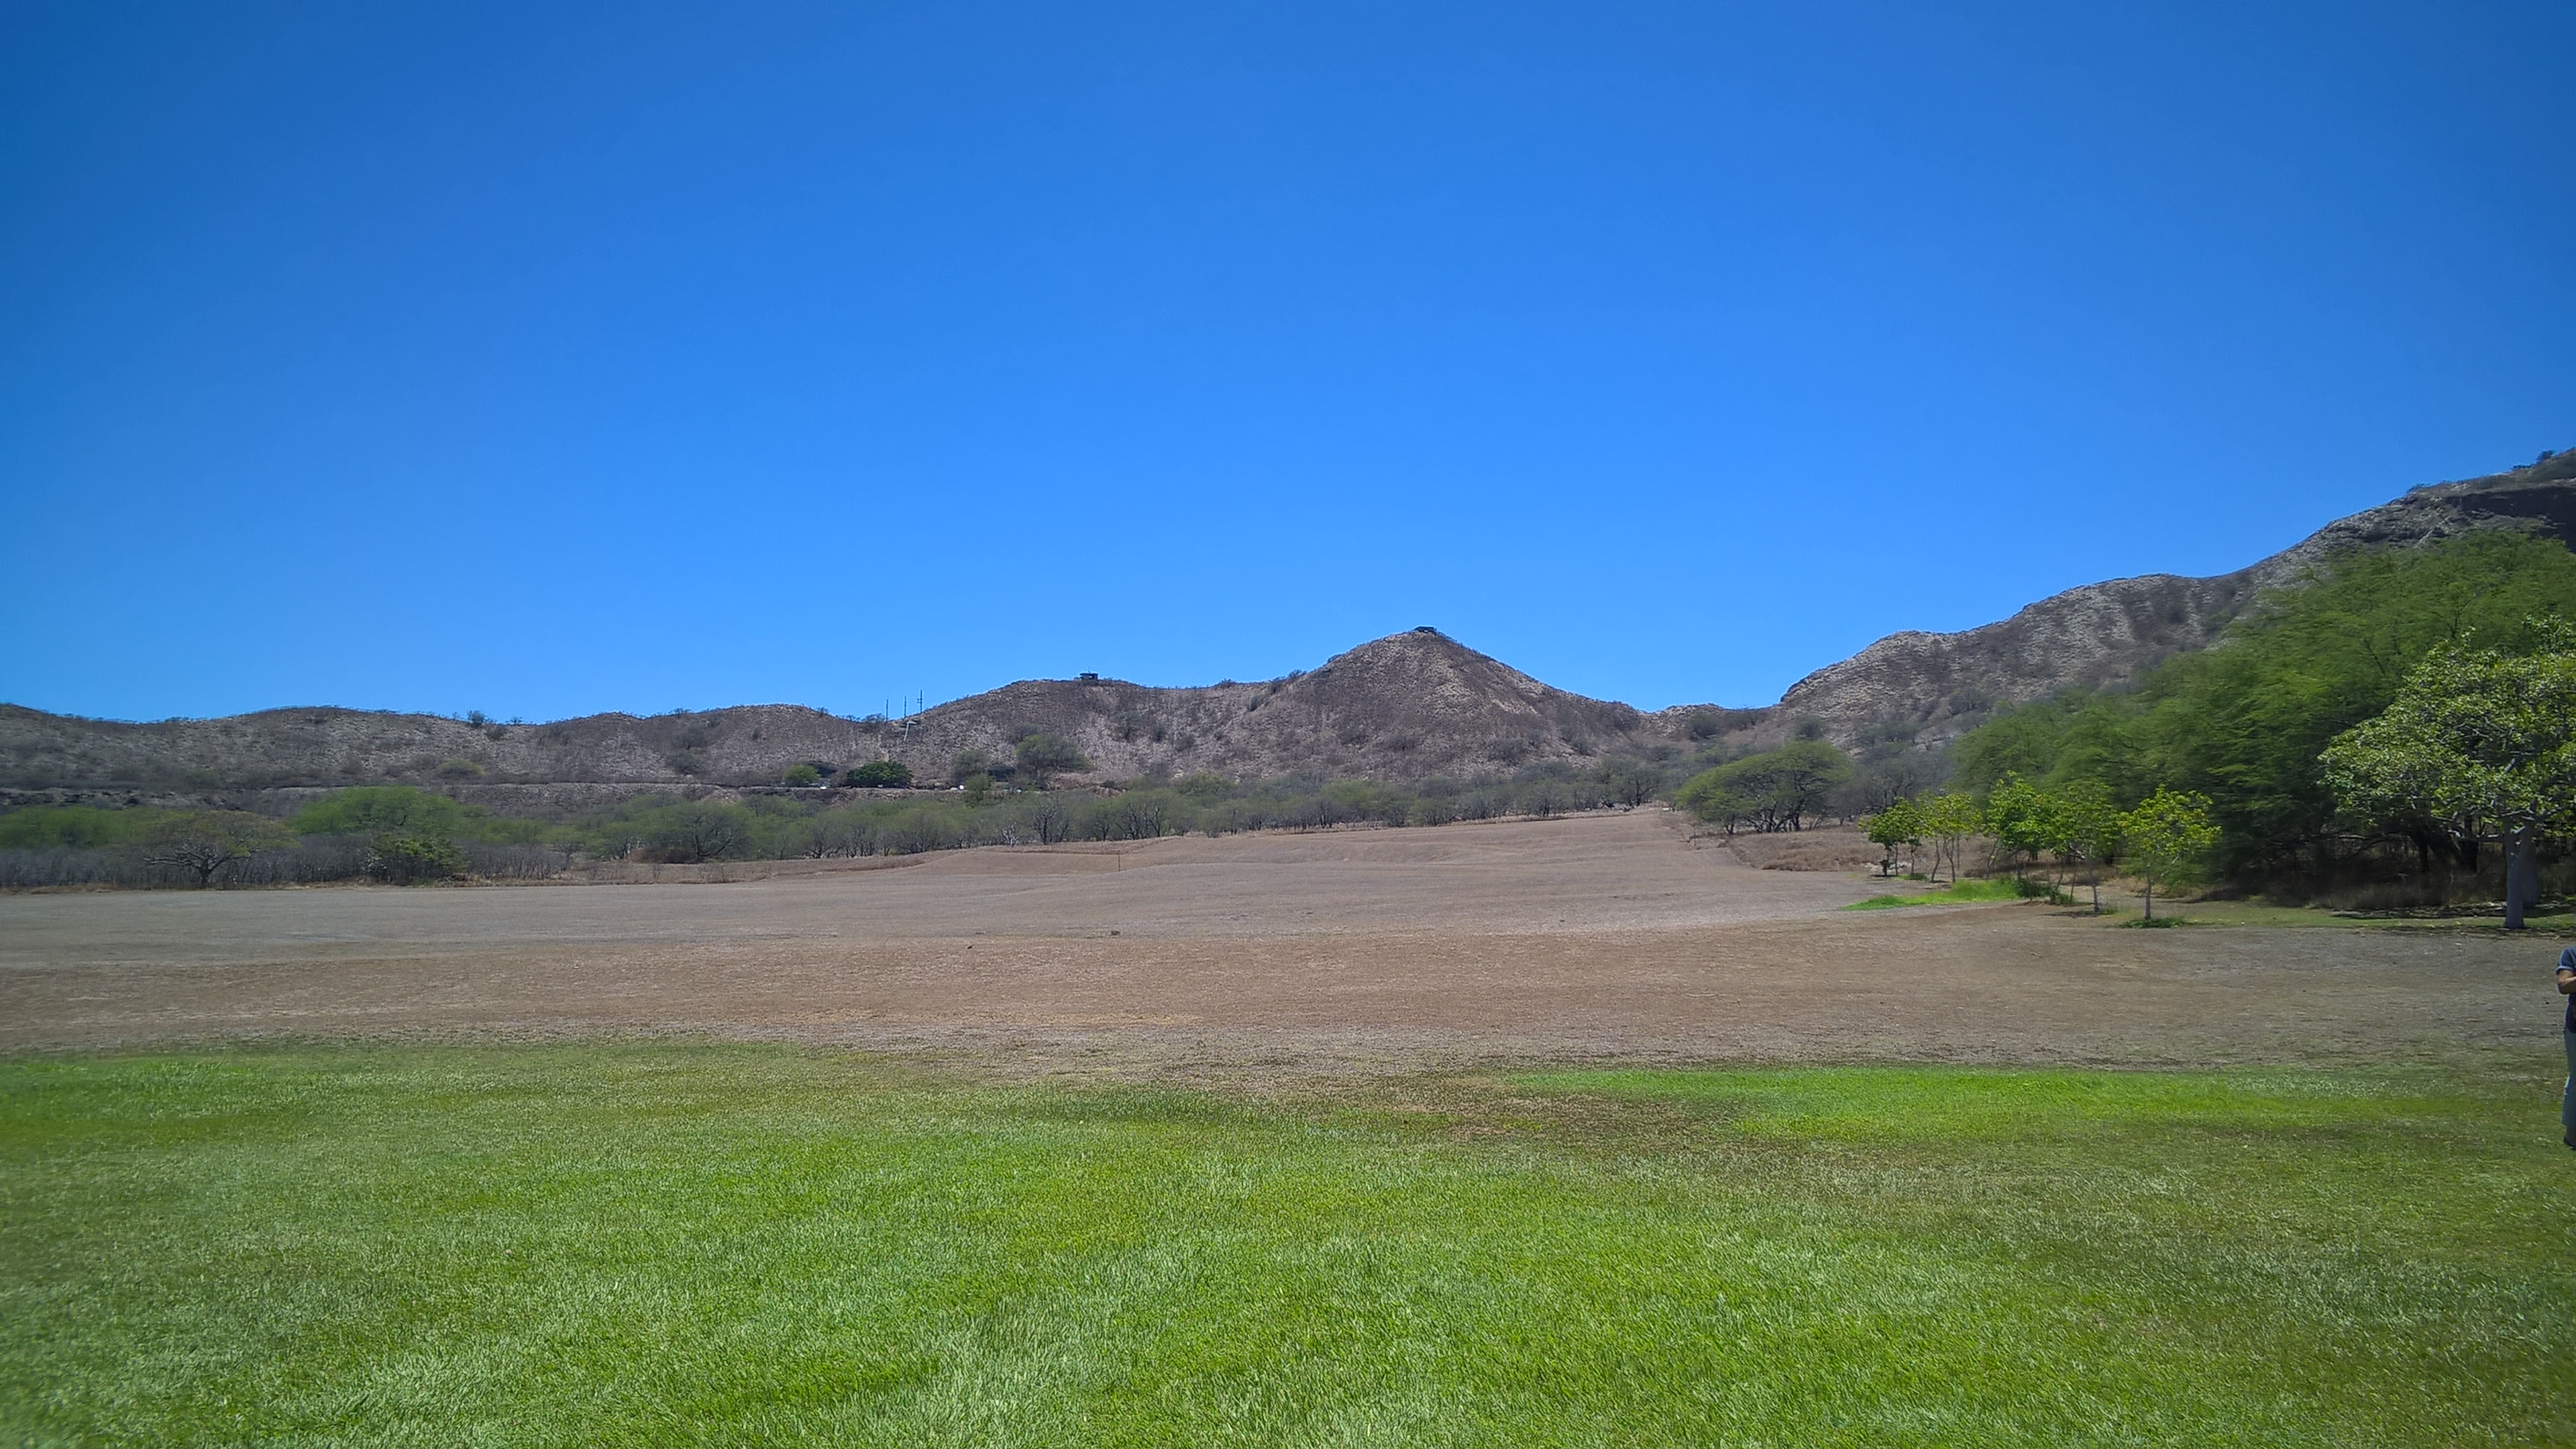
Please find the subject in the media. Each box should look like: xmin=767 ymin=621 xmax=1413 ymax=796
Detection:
xmin=1842 ymin=877 xmax=2029 ymax=910
xmin=3 ymin=1044 xmax=2569 ymax=1445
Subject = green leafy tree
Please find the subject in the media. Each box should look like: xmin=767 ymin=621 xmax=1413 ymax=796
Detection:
xmin=2321 ymin=618 xmax=2576 ymax=929
xmin=1676 ymin=741 xmax=1852 ymax=835
xmin=294 ymin=786 xmax=470 ymax=838
xmin=1984 ymin=775 xmax=2059 ymax=880
xmin=1864 ymin=798 xmax=1923 ymax=878
xmin=2121 ymin=789 xmax=2219 ymax=922
xmin=2050 ymin=780 xmax=2123 ymax=914
xmin=136 ymin=811 xmax=292 ymax=887
xmin=0 ymin=805 xmax=166 ymax=850
xmin=1953 ymin=534 xmax=2576 ymax=882
xmin=844 ymin=760 xmax=912 ymax=788
xmin=643 ymin=801 xmax=750 ymax=863
xmin=287 ymin=786 xmax=544 ymax=845
xmin=366 ymin=835 xmax=470 ymax=884
xmin=1917 ymin=792 xmax=1985 ymax=884
xmin=1014 ymin=734 xmax=1089 ymax=789
xmin=782 ymin=763 xmax=824 ymax=788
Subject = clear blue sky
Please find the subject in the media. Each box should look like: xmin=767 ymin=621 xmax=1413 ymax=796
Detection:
xmin=4 ymin=1 xmax=2569 ymax=722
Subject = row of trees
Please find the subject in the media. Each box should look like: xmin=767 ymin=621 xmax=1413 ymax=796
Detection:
xmin=0 ymin=753 xmax=1692 ymax=887
xmin=581 ymin=758 xmax=1679 ymax=863
xmin=1865 ymin=782 xmax=2219 ymax=920
xmin=1949 ymin=534 xmax=2576 ymax=913
xmin=0 ymin=798 xmax=568 ymax=890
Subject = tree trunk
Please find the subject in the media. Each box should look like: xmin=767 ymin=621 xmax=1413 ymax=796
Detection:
xmin=2142 ymin=881 xmax=2155 ymax=922
xmin=2504 ymin=824 xmax=2536 ymax=930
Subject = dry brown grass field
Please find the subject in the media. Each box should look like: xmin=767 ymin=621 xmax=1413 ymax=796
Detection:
xmin=0 ymin=810 xmax=2551 ymax=1073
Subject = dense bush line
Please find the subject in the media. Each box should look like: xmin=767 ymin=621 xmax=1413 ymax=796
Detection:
xmin=0 ymin=756 xmax=1715 ymax=888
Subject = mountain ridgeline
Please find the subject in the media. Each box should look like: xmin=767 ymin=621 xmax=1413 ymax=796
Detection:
xmin=5 ymin=451 xmax=2573 ymax=810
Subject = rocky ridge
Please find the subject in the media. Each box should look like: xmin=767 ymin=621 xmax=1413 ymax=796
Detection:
xmin=0 ymin=630 xmax=1652 ymax=808
xmin=5 ymin=453 xmax=2571 ymax=807
xmin=1756 ymin=450 xmax=2576 ymax=745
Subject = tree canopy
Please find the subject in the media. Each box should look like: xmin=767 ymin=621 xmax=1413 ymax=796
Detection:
xmin=1950 ymin=533 xmax=2576 ymax=882
xmin=2322 ymin=618 xmax=2576 ymax=926
xmin=286 ymin=786 xmax=538 ymax=843
xmin=1676 ymin=741 xmax=1851 ymax=833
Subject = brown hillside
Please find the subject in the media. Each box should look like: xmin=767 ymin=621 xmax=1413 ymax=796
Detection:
xmin=0 ymin=630 xmax=1657 ymax=806
xmin=5 ymin=454 xmax=2571 ymax=803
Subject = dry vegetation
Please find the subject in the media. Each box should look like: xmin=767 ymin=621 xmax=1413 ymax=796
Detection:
xmin=2 ymin=812 xmax=2553 ymax=1073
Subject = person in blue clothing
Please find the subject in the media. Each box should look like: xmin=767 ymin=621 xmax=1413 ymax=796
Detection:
xmin=2561 ymin=945 xmax=2576 ymax=1150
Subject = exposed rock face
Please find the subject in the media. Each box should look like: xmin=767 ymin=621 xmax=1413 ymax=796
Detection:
xmin=882 ymin=629 xmax=1648 ymax=786
xmin=1768 ymin=573 xmax=2253 ymax=747
xmin=1752 ymin=451 xmax=2576 ymax=747
xmin=2242 ymin=451 xmax=2576 ymax=590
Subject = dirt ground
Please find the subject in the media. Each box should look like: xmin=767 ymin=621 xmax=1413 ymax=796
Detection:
xmin=1 ymin=812 xmax=2564 ymax=1075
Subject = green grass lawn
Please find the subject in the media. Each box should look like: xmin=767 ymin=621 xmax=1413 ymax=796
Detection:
xmin=3 ymin=1045 xmax=2572 ymax=1446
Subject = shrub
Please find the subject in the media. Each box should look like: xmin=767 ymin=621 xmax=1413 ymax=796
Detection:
xmin=434 ymin=758 xmax=486 ymax=781
xmin=288 ymin=786 xmax=537 ymax=843
xmin=641 ymin=802 xmax=750 ymax=863
xmin=880 ymin=806 xmax=958 ymax=855
xmin=1014 ymin=734 xmax=1089 ymax=787
xmin=366 ymin=835 xmax=469 ymax=885
xmin=0 ymin=806 xmax=165 ymax=851
xmin=844 ymin=760 xmax=913 ymax=789
xmin=782 ymin=764 xmax=824 ymax=788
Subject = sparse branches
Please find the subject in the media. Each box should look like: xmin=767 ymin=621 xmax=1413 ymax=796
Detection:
xmin=1916 ymin=793 xmax=1985 ymax=884
xmin=137 ymin=812 xmax=292 ymax=887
